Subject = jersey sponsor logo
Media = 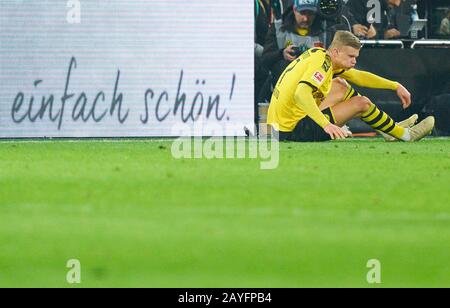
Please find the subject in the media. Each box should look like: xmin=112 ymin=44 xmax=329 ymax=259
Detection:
xmin=312 ymin=71 xmax=325 ymax=84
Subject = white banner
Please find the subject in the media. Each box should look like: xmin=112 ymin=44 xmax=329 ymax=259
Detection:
xmin=0 ymin=0 xmax=254 ymax=137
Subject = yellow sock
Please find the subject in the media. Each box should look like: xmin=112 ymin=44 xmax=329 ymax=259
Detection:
xmin=343 ymin=85 xmax=359 ymax=102
xmin=361 ymin=104 xmax=406 ymax=139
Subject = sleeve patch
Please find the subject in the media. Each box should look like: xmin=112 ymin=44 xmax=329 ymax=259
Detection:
xmin=312 ymin=71 xmax=325 ymax=84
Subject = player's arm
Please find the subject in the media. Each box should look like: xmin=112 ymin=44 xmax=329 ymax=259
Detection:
xmin=294 ymin=83 xmax=347 ymax=140
xmin=340 ymin=69 xmax=412 ymax=109
xmin=340 ymin=69 xmax=398 ymax=90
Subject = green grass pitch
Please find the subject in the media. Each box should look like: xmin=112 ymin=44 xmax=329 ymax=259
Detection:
xmin=0 ymin=138 xmax=449 ymax=288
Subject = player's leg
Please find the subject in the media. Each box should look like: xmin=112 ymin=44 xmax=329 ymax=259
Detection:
xmin=380 ymin=114 xmax=418 ymax=141
xmin=322 ymin=79 xmax=422 ymax=140
xmin=325 ymin=95 xmax=372 ymax=127
xmin=327 ymin=94 xmax=410 ymax=139
xmin=328 ymin=95 xmax=434 ymax=141
xmin=361 ymin=103 xmax=435 ymax=141
xmin=319 ymin=78 xmax=353 ymax=110
xmin=319 ymin=78 xmax=434 ymax=141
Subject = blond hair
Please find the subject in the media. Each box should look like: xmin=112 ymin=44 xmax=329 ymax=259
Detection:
xmin=329 ymin=31 xmax=362 ymax=50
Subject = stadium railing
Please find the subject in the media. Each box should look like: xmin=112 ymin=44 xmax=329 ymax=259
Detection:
xmin=360 ymin=40 xmax=405 ymax=49
xmin=411 ymin=40 xmax=450 ymax=48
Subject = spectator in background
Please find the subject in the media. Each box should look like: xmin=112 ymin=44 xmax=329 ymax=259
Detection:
xmin=272 ymin=0 xmax=294 ymax=21
xmin=345 ymin=0 xmax=378 ymax=38
xmin=383 ymin=0 xmax=403 ymax=39
xmin=345 ymin=0 xmax=403 ymax=39
xmin=325 ymin=3 xmax=363 ymax=44
xmin=262 ymin=0 xmax=325 ymax=84
xmin=440 ymin=9 xmax=450 ymax=36
xmin=255 ymin=0 xmax=271 ymax=63
xmin=255 ymin=0 xmax=272 ymax=105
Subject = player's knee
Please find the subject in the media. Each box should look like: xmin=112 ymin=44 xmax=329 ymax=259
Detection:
xmin=333 ymin=78 xmax=348 ymax=93
xmin=355 ymin=96 xmax=372 ymax=112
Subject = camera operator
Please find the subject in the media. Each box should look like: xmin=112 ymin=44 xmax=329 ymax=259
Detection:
xmin=262 ymin=0 xmax=325 ymax=83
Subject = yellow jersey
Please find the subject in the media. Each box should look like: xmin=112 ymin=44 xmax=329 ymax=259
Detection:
xmin=267 ymin=48 xmax=399 ymax=132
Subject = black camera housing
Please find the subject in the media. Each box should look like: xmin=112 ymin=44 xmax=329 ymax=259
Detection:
xmin=290 ymin=46 xmax=302 ymax=57
xmin=317 ymin=0 xmax=343 ymax=21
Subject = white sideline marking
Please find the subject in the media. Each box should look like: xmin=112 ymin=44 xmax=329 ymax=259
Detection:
xmin=3 ymin=203 xmax=450 ymax=223
xmin=0 ymin=139 xmax=177 ymax=144
xmin=0 ymin=137 xmax=449 ymax=144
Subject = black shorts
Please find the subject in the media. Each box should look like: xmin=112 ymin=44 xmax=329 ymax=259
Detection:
xmin=275 ymin=108 xmax=336 ymax=142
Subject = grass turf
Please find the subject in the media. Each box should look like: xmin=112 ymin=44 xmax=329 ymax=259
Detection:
xmin=0 ymin=138 xmax=449 ymax=288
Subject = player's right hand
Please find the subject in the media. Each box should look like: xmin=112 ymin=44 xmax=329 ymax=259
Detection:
xmin=324 ymin=124 xmax=348 ymax=140
xmin=283 ymin=45 xmax=297 ymax=62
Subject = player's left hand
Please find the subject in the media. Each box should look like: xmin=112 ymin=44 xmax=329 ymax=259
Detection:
xmin=396 ymin=84 xmax=412 ymax=109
